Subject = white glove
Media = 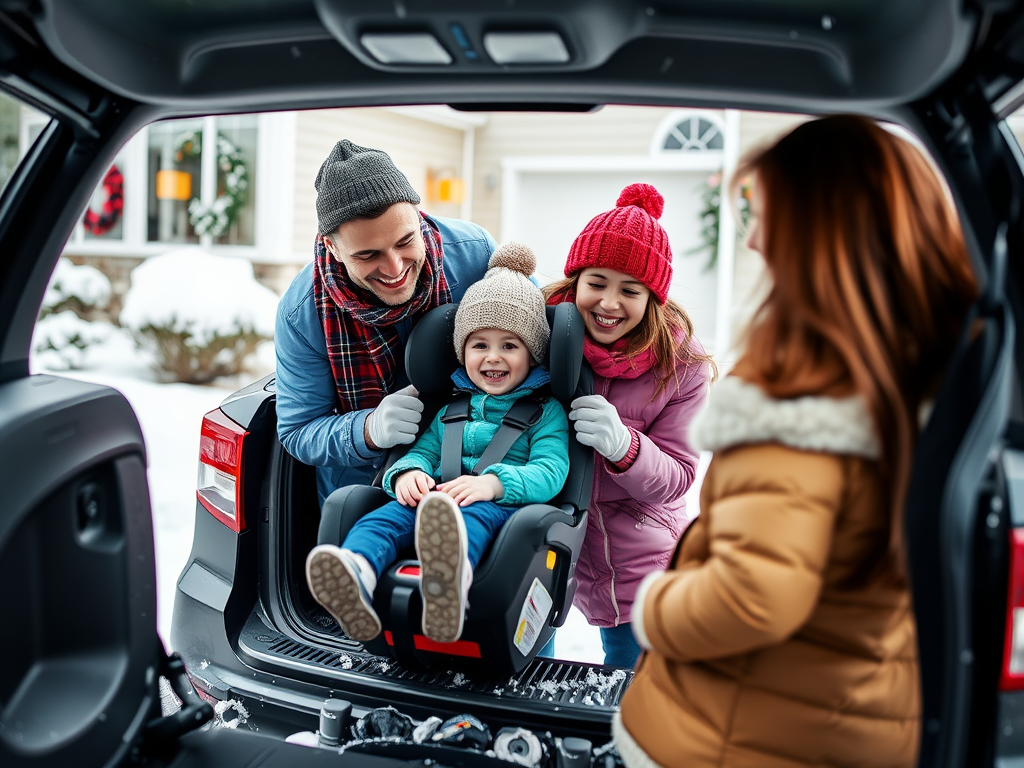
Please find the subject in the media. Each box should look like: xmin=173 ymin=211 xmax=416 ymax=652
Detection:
xmin=365 ymin=385 xmax=423 ymax=450
xmin=569 ymin=394 xmax=631 ymax=462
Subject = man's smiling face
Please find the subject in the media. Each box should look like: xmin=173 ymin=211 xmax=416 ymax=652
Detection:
xmin=325 ymin=202 xmax=426 ymax=306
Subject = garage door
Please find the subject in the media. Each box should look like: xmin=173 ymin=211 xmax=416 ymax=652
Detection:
xmin=505 ymin=170 xmax=719 ymax=353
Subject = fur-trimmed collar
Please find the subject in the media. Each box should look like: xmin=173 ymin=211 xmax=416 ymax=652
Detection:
xmin=613 ymin=713 xmax=664 ymax=768
xmin=689 ymin=376 xmax=881 ymax=459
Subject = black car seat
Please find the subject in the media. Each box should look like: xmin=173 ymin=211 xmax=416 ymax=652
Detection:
xmin=316 ymin=301 xmax=594 ymax=675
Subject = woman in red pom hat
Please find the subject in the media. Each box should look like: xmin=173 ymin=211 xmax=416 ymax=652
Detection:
xmin=542 ymin=182 xmax=716 ymax=668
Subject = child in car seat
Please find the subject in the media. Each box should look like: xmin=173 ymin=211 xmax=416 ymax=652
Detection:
xmin=542 ymin=182 xmax=716 ymax=668
xmin=306 ymin=242 xmax=569 ymax=645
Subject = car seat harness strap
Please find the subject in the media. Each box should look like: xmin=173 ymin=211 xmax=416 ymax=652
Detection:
xmin=440 ymin=396 xmax=472 ymax=481
xmin=440 ymin=394 xmax=545 ymax=482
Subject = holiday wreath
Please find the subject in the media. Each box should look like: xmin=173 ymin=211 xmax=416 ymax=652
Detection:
xmin=686 ymin=173 xmax=751 ymax=272
xmin=174 ymin=130 xmax=250 ymax=238
xmin=82 ymin=163 xmax=124 ymax=236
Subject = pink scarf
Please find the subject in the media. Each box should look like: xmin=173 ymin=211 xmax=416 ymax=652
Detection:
xmin=584 ymin=336 xmax=656 ymax=379
xmin=546 ymin=289 xmax=657 ymax=379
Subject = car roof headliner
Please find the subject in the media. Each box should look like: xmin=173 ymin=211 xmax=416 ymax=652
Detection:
xmin=4 ymin=0 xmax=1024 ymax=123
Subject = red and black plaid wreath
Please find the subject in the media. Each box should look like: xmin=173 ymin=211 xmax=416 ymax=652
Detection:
xmin=82 ymin=164 xmax=124 ymax=236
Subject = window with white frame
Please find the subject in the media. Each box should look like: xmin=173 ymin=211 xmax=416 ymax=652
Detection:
xmin=660 ymin=113 xmax=725 ymax=151
xmin=68 ymin=114 xmax=259 ymax=248
xmin=6 ymin=98 xmax=49 ymax=195
xmin=147 ymin=118 xmax=203 ymax=244
xmin=147 ymin=115 xmax=256 ymax=246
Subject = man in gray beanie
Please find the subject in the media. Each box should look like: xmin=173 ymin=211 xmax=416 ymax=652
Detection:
xmin=275 ymin=139 xmax=496 ymax=507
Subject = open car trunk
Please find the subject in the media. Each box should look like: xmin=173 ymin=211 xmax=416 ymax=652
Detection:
xmin=9 ymin=1 xmax=1024 ymax=766
xmin=171 ymin=373 xmax=630 ymax=743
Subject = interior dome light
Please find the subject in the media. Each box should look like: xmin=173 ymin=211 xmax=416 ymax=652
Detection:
xmin=360 ymin=32 xmax=453 ymax=65
xmin=483 ymin=31 xmax=570 ymax=65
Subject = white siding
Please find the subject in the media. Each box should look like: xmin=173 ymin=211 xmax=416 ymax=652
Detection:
xmin=727 ymin=112 xmax=808 ymax=352
xmin=737 ymin=110 xmax=806 ymax=156
xmin=472 ymin=106 xmax=698 ymax=239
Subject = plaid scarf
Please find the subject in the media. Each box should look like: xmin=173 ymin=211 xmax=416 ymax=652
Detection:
xmin=314 ymin=213 xmax=450 ymax=415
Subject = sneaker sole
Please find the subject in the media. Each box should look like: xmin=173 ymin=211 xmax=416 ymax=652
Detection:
xmin=415 ymin=495 xmax=468 ymax=644
xmin=305 ymin=547 xmax=382 ymax=643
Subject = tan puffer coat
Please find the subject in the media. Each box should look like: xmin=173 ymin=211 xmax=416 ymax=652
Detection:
xmin=615 ymin=376 xmax=920 ymax=768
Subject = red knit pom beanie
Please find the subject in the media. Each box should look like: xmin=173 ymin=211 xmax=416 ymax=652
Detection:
xmin=564 ymin=183 xmax=673 ymax=304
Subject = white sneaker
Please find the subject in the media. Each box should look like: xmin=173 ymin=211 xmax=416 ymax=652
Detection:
xmin=415 ymin=492 xmax=472 ymax=643
xmin=305 ymin=545 xmax=382 ymax=642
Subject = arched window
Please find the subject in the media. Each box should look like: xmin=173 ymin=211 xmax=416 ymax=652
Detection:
xmin=655 ymin=112 xmax=725 ymax=153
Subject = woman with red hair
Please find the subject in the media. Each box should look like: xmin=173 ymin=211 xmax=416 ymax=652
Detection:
xmin=615 ymin=115 xmax=978 ymax=768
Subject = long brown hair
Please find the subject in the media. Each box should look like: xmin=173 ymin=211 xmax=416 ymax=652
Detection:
xmin=543 ymin=276 xmax=717 ymax=396
xmin=731 ymin=114 xmax=978 ymax=568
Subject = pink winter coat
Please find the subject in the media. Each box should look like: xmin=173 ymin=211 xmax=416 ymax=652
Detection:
xmin=575 ymin=351 xmax=710 ymax=628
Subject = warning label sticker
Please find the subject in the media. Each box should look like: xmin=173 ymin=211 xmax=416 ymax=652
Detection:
xmin=514 ymin=578 xmax=553 ymax=656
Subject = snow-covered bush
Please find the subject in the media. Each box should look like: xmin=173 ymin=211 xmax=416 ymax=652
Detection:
xmin=33 ymin=258 xmax=115 ymax=368
xmin=33 ymin=311 xmax=119 ymax=370
xmin=120 ymin=248 xmax=278 ymax=384
xmin=41 ymin=257 xmax=112 ymax=319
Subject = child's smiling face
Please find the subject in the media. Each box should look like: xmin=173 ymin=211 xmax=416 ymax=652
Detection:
xmin=574 ymin=267 xmax=651 ymax=345
xmin=463 ymin=328 xmax=533 ymax=395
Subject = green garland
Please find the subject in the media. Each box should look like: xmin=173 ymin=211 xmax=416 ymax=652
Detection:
xmin=686 ymin=173 xmax=751 ymax=272
xmin=174 ymin=130 xmax=250 ymax=238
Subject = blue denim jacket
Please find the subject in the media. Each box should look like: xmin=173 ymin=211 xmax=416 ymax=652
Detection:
xmin=275 ymin=215 xmax=496 ymax=505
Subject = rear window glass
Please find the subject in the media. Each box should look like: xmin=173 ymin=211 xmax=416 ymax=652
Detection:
xmin=39 ymin=106 xmax=952 ymax=668
xmin=0 ymin=89 xmax=49 ymax=198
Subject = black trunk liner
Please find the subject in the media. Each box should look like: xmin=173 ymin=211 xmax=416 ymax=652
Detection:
xmin=238 ymin=610 xmax=631 ymax=710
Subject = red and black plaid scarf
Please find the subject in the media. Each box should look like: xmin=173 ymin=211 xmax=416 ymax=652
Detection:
xmin=314 ymin=213 xmax=450 ymax=415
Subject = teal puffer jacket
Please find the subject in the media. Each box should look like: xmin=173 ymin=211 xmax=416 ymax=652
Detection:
xmin=383 ymin=366 xmax=569 ymax=506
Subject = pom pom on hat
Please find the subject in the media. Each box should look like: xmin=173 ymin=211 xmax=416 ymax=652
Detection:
xmin=564 ymin=182 xmax=673 ymax=303
xmin=617 ymin=182 xmax=665 ymax=220
xmin=453 ymin=242 xmax=550 ymax=365
xmin=487 ymin=241 xmax=537 ymax=275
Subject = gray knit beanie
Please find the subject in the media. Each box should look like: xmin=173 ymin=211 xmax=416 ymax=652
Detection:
xmin=315 ymin=140 xmax=421 ymax=235
xmin=454 ymin=243 xmax=550 ymax=365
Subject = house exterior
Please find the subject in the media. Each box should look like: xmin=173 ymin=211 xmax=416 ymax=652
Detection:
xmin=52 ymin=105 xmax=813 ymax=357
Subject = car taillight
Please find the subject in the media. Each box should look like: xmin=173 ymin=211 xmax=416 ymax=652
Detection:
xmin=197 ymin=408 xmax=249 ymax=532
xmin=1001 ymin=529 xmax=1024 ymax=690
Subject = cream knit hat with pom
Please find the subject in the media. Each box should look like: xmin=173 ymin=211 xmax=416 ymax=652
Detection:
xmin=453 ymin=242 xmax=550 ymax=365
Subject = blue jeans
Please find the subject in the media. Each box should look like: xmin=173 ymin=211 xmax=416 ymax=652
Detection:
xmin=342 ymin=498 xmax=516 ymax=578
xmin=600 ymin=623 xmax=642 ymax=668
xmin=539 ymin=623 xmax=641 ymax=668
